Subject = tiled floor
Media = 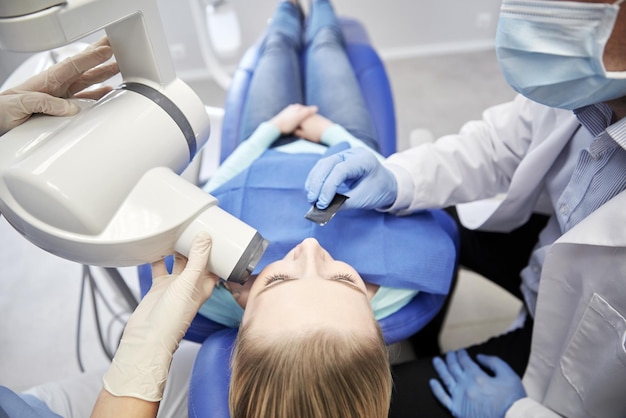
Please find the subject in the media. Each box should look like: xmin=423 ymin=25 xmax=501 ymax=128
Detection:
xmin=0 ymin=49 xmax=521 ymax=395
xmin=0 ymin=219 xmax=126 ymax=391
xmin=440 ymin=268 xmax=522 ymax=352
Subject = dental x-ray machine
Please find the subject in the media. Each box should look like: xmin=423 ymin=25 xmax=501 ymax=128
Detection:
xmin=0 ymin=0 xmax=267 ymax=284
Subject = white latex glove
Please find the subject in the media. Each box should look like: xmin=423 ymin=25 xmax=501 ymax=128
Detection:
xmin=0 ymin=37 xmax=119 ymax=136
xmin=103 ymin=233 xmax=219 ymax=402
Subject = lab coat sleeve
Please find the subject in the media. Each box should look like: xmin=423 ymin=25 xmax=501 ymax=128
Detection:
xmin=505 ymin=398 xmax=564 ymax=418
xmin=204 ymin=122 xmax=280 ymax=192
xmin=321 ymin=124 xmax=385 ymax=162
xmin=383 ymin=94 xmax=535 ymax=214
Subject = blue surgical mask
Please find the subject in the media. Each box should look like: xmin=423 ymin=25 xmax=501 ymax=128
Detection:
xmin=495 ymin=0 xmax=626 ymax=110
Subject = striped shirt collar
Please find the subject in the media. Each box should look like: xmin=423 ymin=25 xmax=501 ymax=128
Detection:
xmin=574 ymin=103 xmax=626 ymax=150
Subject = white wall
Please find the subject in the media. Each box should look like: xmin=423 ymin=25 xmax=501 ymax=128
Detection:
xmin=161 ymin=0 xmax=502 ymax=79
xmin=0 ymin=0 xmax=501 ymax=86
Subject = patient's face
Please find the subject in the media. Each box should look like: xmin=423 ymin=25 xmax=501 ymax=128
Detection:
xmin=242 ymin=238 xmax=376 ymax=336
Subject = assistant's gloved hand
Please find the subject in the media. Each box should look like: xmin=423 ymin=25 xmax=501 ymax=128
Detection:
xmin=305 ymin=147 xmax=397 ymax=210
xmin=0 ymin=37 xmax=119 ymax=136
xmin=430 ymin=349 xmax=526 ymax=418
xmin=103 ymin=233 xmax=219 ymax=402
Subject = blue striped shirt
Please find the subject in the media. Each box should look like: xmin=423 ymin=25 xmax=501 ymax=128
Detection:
xmin=563 ymin=104 xmax=626 ymax=232
xmin=521 ymin=104 xmax=626 ymax=315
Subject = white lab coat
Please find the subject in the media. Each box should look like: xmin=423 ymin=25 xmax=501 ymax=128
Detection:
xmin=384 ymin=94 xmax=579 ymax=229
xmin=384 ymin=94 xmax=626 ymax=417
xmin=507 ymin=191 xmax=626 ymax=417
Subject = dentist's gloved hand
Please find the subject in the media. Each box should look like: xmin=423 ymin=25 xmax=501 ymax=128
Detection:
xmin=430 ymin=349 xmax=526 ymax=418
xmin=0 ymin=37 xmax=119 ymax=136
xmin=103 ymin=233 xmax=219 ymax=402
xmin=305 ymin=147 xmax=398 ymax=210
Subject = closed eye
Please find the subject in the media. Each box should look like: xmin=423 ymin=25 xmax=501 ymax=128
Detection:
xmin=263 ymin=274 xmax=291 ymax=286
xmin=331 ymin=273 xmax=356 ymax=283
xmin=263 ymin=272 xmax=356 ymax=287
xmin=256 ymin=272 xmax=366 ymax=297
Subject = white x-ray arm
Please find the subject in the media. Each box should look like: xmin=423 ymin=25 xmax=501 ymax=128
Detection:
xmin=0 ymin=0 xmax=267 ymax=284
xmin=0 ymin=0 xmax=175 ymax=86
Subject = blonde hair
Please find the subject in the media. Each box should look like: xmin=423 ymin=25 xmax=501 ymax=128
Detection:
xmin=229 ymin=322 xmax=392 ymax=418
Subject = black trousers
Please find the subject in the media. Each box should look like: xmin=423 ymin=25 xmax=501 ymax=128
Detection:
xmin=389 ymin=208 xmax=548 ymax=417
xmin=390 ymin=316 xmax=534 ymax=417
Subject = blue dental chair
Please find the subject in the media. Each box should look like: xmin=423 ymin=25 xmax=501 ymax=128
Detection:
xmin=138 ymin=17 xmax=459 ymax=418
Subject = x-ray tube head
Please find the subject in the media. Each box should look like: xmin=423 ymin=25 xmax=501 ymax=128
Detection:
xmin=0 ymin=99 xmax=267 ymax=283
xmin=0 ymin=74 xmax=267 ymax=284
xmin=175 ymin=203 xmax=269 ymax=284
xmin=0 ymin=0 xmax=269 ymax=282
xmin=0 ymin=81 xmax=269 ymax=281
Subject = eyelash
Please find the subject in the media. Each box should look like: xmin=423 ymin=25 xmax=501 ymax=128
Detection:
xmin=263 ymin=274 xmax=290 ymax=285
xmin=332 ymin=273 xmax=356 ymax=283
xmin=263 ymin=273 xmax=356 ymax=286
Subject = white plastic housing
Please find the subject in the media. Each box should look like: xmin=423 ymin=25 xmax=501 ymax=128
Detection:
xmin=0 ymin=91 xmax=266 ymax=282
xmin=3 ymin=81 xmax=209 ymax=235
xmin=0 ymin=151 xmax=265 ymax=282
xmin=0 ymin=0 xmax=268 ymax=282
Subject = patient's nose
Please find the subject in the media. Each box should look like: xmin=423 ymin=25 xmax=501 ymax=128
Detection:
xmin=294 ymin=238 xmax=326 ymax=274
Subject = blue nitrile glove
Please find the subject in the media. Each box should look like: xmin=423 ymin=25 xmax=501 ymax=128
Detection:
xmin=305 ymin=147 xmax=397 ymax=210
xmin=430 ymin=349 xmax=526 ymax=418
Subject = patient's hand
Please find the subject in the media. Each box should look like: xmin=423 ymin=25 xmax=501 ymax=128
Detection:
xmin=295 ymin=113 xmax=333 ymax=143
xmin=270 ymin=104 xmax=318 ymax=134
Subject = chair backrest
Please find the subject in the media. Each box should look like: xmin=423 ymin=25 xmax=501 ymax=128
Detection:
xmin=186 ymin=17 xmax=459 ymax=418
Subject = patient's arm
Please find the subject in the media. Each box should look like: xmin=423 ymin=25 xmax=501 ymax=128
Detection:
xmin=204 ymin=122 xmax=280 ymax=192
xmin=205 ymin=104 xmax=319 ymax=192
xmin=298 ymin=114 xmax=385 ymax=162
